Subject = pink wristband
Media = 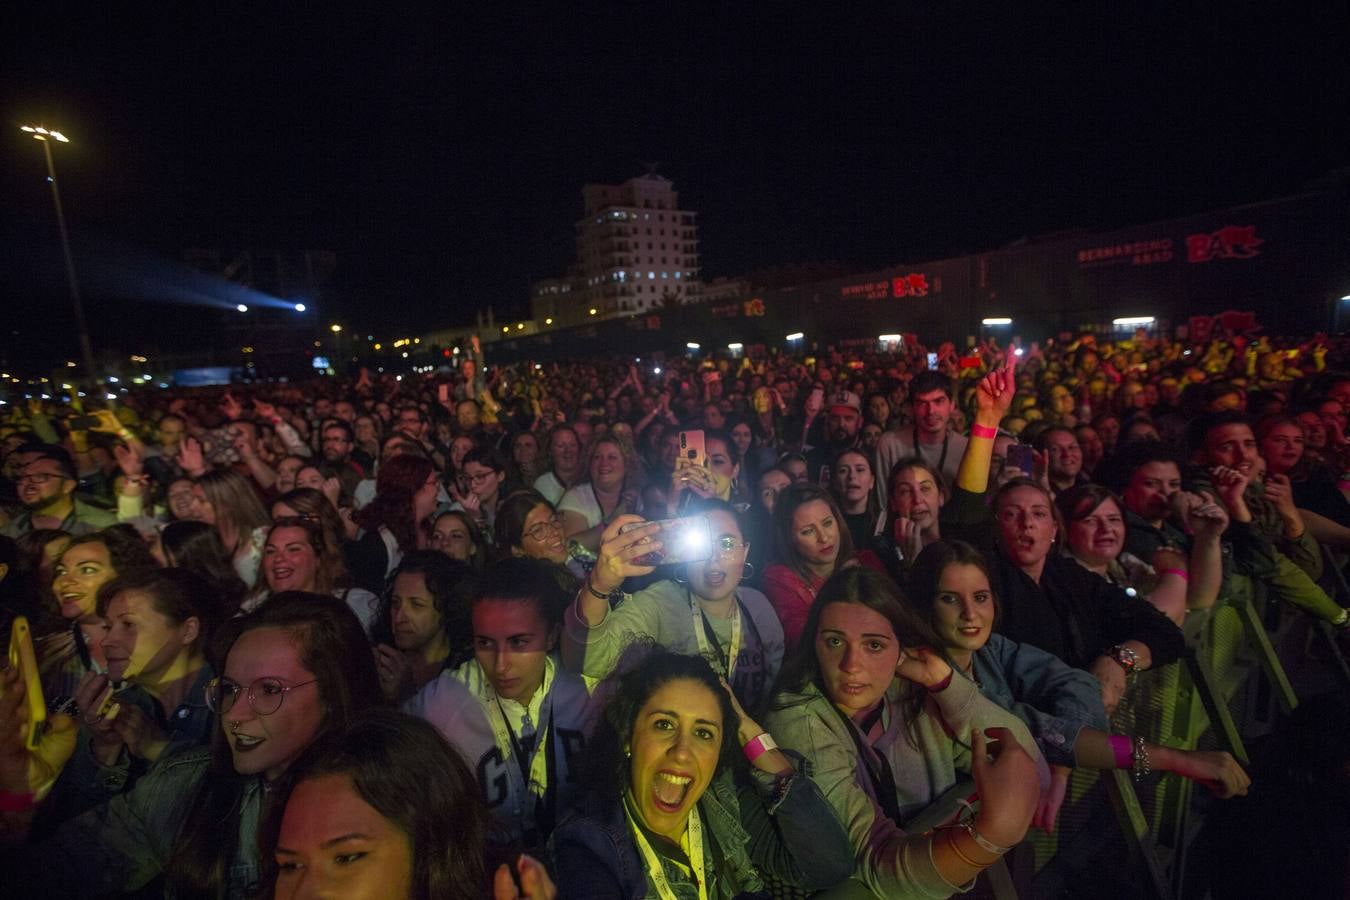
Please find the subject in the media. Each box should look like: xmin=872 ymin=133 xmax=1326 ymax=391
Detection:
xmin=743 ymin=733 xmax=778 ymax=763
xmin=1107 ymin=734 xmax=1133 ymax=769
xmin=0 ymin=789 xmax=35 ymax=813
xmin=1159 ymin=568 xmax=1189 ymax=582
xmin=971 ymin=423 xmax=998 ymax=440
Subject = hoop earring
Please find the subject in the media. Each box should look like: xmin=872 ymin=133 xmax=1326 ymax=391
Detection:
xmin=741 ymin=561 xmax=755 ymax=580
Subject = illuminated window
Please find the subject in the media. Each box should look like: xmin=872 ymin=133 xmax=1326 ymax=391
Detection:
xmin=662 ymin=272 xmax=668 ymax=279
xmin=648 ymin=271 xmax=655 ymax=279
xmin=675 ymin=271 xmax=681 ymax=279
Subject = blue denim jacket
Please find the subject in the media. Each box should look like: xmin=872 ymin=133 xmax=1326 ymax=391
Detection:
xmin=970 ymin=632 xmax=1109 ymax=767
xmin=38 ymin=664 xmax=216 ymax=830
xmin=5 ymin=747 xmax=270 ymax=899
xmin=550 ymin=758 xmax=853 ymax=900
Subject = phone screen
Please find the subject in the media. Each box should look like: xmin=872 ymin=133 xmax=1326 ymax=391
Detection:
xmin=926 ymin=352 xmax=939 ymax=369
xmin=620 ymin=516 xmax=713 ymax=566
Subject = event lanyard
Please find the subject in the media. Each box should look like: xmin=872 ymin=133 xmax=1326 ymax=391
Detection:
xmin=485 ymin=668 xmax=556 ymax=831
xmin=625 ymin=794 xmax=709 ymax=900
xmin=830 ymin=699 xmax=903 ymax=825
xmin=689 ymin=588 xmax=742 ymax=682
xmin=913 ymin=424 xmax=951 ymax=476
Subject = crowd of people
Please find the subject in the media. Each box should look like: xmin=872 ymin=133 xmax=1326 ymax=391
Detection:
xmin=0 ymin=325 xmax=1347 ymax=897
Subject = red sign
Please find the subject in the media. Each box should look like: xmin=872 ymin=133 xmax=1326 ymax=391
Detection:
xmin=841 ymin=280 xmax=889 ymax=300
xmin=892 ymin=273 xmax=929 ymax=298
xmin=1186 ymin=225 xmax=1263 ymax=263
xmin=1077 ymin=238 xmax=1173 ymax=267
xmin=743 ymin=298 xmax=765 ymax=317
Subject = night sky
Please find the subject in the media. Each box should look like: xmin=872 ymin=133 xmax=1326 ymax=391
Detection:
xmin=3 ymin=5 xmax=1347 ymax=361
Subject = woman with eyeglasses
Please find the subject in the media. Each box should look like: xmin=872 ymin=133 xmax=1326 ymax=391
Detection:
xmin=0 ymin=592 xmax=381 ymax=897
xmin=494 ymin=490 xmax=586 ymax=589
xmin=563 ymin=498 xmax=785 ymax=713
xmin=450 ymin=446 xmax=513 ymax=543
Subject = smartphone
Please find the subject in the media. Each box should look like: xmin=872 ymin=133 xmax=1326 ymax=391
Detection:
xmin=437 ymin=384 xmax=450 ymax=404
xmin=620 ymin=516 xmax=713 ymax=566
xmin=678 ymin=430 xmax=707 ymax=469
xmin=926 ymin=352 xmax=939 ymax=369
xmin=819 ymin=464 xmax=832 ymax=486
xmin=1006 ymin=444 xmax=1035 ymax=475
xmin=8 ymin=617 xmax=46 ymax=750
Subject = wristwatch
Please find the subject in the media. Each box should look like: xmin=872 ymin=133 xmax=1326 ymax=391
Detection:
xmin=1108 ymin=644 xmax=1140 ymax=676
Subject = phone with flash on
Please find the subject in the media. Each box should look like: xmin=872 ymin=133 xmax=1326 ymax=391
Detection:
xmin=8 ymin=617 xmax=46 ymax=750
xmin=619 ymin=516 xmax=713 ymax=566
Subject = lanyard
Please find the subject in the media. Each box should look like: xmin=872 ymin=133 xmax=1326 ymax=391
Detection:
xmin=829 ymin=698 xmax=903 ymax=826
xmin=483 ymin=664 xmax=557 ymax=839
xmin=688 ymin=587 xmax=743 ymax=682
xmin=625 ymin=793 xmax=709 ymax=900
xmin=912 ymin=424 xmax=951 ymax=476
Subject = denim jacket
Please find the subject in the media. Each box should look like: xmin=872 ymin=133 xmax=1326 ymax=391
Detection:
xmin=6 ymin=747 xmax=270 ymax=899
xmin=38 ymin=664 xmax=216 ymax=830
xmin=969 ymin=633 xmax=1109 ymax=767
xmin=550 ymin=758 xmax=853 ymax=900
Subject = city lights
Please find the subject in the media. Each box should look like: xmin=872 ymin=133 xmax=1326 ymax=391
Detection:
xmin=545 ymin=317 xmax=553 ymax=325
xmin=236 ymin=304 xmax=248 ymax=312
xmin=878 ymin=334 xmax=902 ymax=342
xmin=785 ymin=332 xmax=804 ymax=341
xmin=686 ymin=342 xmax=701 ymax=350
xmin=727 ymin=342 xmax=744 ymax=350
xmin=330 ymin=324 xmax=342 ymax=333
xmin=982 ymin=317 xmax=1013 ymax=326
xmin=1112 ymin=316 xmax=1155 ymax=326
xmin=589 ymin=308 xmax=598 ymax=316
xmin=294 ymin=303 xmax=307 ymax=312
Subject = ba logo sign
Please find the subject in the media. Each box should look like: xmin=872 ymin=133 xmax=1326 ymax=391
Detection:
xmin=1186 ymin=225 xmax=1263 ymax=263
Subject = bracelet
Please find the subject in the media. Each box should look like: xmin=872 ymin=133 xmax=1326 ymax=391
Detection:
xmin=1107 ymin=734 xmax=1134 ymax=769
xmin=962 ymin=818 xmax=1012 ymax=856
xmin=971 ymin=423 xmax=998 ymax=440
xmin=1131 ymin=735 xmax=1152 ymax=782
xmin=742 ymin=732 xmax=778 ymax=763
xmin=0 ymin=789 xmax=35 ymax=813
xmin=944 ymin=828 xmax=986 ymax=869
xmin=584 ymin=581 xmax=611 ymax=602
xmin=1159 ymin=567 xmax=1189 ymax=582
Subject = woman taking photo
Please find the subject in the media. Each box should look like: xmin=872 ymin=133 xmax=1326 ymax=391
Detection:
xmin=764 ymin=567 xmax=1045 ymax=898
xmin=0 ymin=592 xmax=381 ymax=896
xmin=267 ymin=709 xmax=556 ymax=900
xmin=253 ymin=518 xmax=381 ymax=635
xmin=908 ymin=540 xmax=1250 ymax=833
xmin=409 ymin=558 xmax=598 ymax=849
xmin=559 ymin=435 xmax=639 ymax=552
xmin=564 ymin=499 xmax=784 ymax=713
xmin=760 ymin=482 xmax=856 ymax=648
xmin=348 ymin=454 xmax=440 ymax=593
xmin=551 ymin=649 xmax=853 ymax=898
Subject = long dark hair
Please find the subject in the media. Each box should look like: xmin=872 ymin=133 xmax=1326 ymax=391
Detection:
xmin=493 ymin=489 xmax=553 ymax=556
xmin=772 ymin=566 xmax=942 ymax=747
xmin=771 ymin=482 xmax=855 ymax=581
xmin=263 ymin=709 xmax=490 ymax=899
xmin=583 ymin=648 xmax=740 ymax=802
xmin=167 ymin=592 xmax=382 ymax=898
xmin=908 ymin=540 xmax=1003 ymax=632
xmin=160 ymin=520 xmax=247 ymax=616
xmin=371 ymin=550 xmax=475 ymax=665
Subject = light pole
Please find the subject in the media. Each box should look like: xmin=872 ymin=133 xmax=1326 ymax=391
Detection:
xmin=19 ymin=125 xmax=95 ymax=379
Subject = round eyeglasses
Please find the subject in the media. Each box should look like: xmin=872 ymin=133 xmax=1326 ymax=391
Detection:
xmin=205 ymin=676 xmax=317 ymax=717
xmin=523 ymin=514 xmax=565 ymax=542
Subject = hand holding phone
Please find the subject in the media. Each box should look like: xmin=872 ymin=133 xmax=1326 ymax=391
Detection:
xmin=619 ymin=516 xmax=712 ymax=566
xmin=8 ymin=618 xmax=46 ymax=750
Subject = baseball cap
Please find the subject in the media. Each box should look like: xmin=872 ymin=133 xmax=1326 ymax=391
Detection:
xmin=828 ymin=390 xmax=861 ymax=414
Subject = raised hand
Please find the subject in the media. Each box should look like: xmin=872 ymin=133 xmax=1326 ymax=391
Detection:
xmin=895 ymin=645 xmax=953 ymax=690
xmin=178 ymin=436 xmax=206 ymax=477
xmin=590 ymin=515 xmax=660 ymax=595
xmin=974 ymin=351 xmax=1016 ymax=426
xmin=112 ymin=442 xmax=144 ymax=479
xmin=220 ymin=392 xmax=244 ymax=421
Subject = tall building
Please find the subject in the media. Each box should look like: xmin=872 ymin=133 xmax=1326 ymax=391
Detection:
xmin=531 ymin=173 xmax=700 ymax=325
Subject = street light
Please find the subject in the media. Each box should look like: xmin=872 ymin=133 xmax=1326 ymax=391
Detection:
xmin=294 ymin=303 xmax=307 ymax=312
xmin=19 ymin=124 xmax=94 ymax=378
xmin=330 ymin=323 xmax=342 ymax=333
xmin=236 ymin=304 xmax=249 ymax=313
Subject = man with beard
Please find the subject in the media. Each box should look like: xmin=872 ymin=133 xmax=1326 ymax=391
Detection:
xmin=874 ymin=371 xmax=968 ymax=507
xmin=3 ymin=447 xmax=114 ymax=538
xmin=804 ymin=390 xmax=863 ymax=482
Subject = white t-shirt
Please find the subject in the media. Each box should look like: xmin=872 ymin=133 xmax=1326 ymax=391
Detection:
xmin=557 ymin=483 xmax=603 ymax=529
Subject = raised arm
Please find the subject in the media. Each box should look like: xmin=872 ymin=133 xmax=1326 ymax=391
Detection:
xmin=955 ymin=351 xmax=1015 ymax=494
